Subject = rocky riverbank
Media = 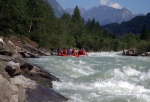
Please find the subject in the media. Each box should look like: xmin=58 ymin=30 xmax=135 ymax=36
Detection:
xmin=0 ymin=35 xmax=68 ymax=102
xmin=123 ymin=49 xmax=150 ymax=56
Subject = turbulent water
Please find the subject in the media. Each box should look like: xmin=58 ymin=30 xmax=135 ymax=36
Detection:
xmin=28 ymin=52 xmax=150 ymax=102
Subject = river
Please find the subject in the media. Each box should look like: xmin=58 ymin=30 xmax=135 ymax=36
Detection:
xmin=28 ymin=52 xmax=150 ymax=102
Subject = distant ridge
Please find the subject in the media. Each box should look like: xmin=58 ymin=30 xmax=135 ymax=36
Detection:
xmin=65 ymin=7 xmax=87 ymax=16
xmin=48 ymin=0 xmax=142 ymax=25
xmin=102 ymin=13 xmax=150 ymax=35
xmin=48 ymin=0 xmax=65 ymax=18
xmin=65 ymin=5 xmax=141 ymax=25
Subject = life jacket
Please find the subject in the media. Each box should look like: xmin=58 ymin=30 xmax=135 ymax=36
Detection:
xmin=72 ymin=49 xmax=76 ymax=55
xmin=78 ymin=49 xmax=87 ymax=55
xmin=78 ymin=50 xmax=84 ymax=55
xmin=63 ymin=49 xmax=67 ymax=54
xmin=67 ymin=49 xmax=71 ymax=55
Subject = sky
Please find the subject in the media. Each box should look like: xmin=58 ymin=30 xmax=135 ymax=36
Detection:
xmin=57 ymin=0 xmax=150 ymax=14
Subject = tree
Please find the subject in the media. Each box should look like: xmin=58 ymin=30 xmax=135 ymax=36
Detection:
xmin=140 ymin=24 xmax=150 ymax=40
xmin=0 ymin=0 xmax=28 ymax=35
xmin=26 ymin=0 xmax=59 ymax=48
xmin=72 ymin=6 xmax=82 ymax=23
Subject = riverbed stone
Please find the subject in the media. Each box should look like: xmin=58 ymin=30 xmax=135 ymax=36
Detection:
xmin=0 ymin=35 xmax=69 ymax=102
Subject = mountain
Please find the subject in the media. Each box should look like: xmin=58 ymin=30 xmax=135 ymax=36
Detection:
xmin=48 ymin=0 xmax=65 ymax=18
xmin=65 ymin=7 xmax=87 ymax=16
xmin=48 ymin=0 xmax=142 ymax=26
xmin=65 ymin=5 xmax=140 ymax=25
xmin=82 ymin=5 xmax=138 ymax=25
xmin=102 ymin=13 xmax=150 ymax=36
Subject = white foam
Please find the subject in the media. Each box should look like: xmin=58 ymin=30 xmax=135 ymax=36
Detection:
xmin=123 ymin=67 xmax=141 ymax=77
xmin=140 ymin=70 xmax=150 ymax=81
xmin=27 ymin=52 xmax=150 ymax=102
xmin=53 ymin=81 xmax=92 ymax=91
xmin=53 ymin=78 xmax=150 ymax=102
xmin=88 ymin=52 xmax=122 ymax=57
xmin=93 ymin=79 xmax=150 ymax=96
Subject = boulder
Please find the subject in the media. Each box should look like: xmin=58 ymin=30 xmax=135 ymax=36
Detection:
xmin=123 ymin=49 xmax=138 ymax=56
xmin=141 ymin=52 xmax=150 ymax=56
xmin=0 ymin=35 xmax=69 ymax=102
xmin=0 ymin=74 xmax=26 ymax=102
xmin=26 ymin=85 xmax=68 ymax=102
xmin=5 ymin=61 xmax=22 ymax=77
xmin=13 ymin=58 xmax=33 ymax=71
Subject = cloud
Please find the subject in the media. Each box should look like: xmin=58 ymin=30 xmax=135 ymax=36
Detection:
xmin=99 ymin=0 xmax=122 ymax=9
xmin=100 ymin=0 xmax=109 ymax=5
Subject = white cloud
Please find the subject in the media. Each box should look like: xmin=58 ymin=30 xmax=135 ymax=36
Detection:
xmin=109 ymin=2 xmax=122 ymax=9
xmin=99 ymin=0 xmax=122 ymax=9
xmin=100 ymin=0 xmax=109 ymax=5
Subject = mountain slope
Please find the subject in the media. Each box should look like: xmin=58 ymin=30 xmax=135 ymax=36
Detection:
xmin=82 ymin=5 xmax=137 ymax=25
xmin=48 ymin=1 xmax=142 ymax=26
xmin=65 ymin=7 xmax=87 ymax=16
xmin=48 ymin=0 xmax=65 ymax=18
xmin=65 ymin=5 xmax=140 ymax=25
xmin=102 ymin=13 xmax=150 ymax=36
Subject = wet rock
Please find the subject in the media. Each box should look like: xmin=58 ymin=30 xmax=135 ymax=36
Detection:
xmin=0 ymin=35 xmax=69 ymax=102
xmin=123 ymin=49 xmax=138 ymax=56
xmin=36 ymin=71 xmax=60 ymax=81
xmin=26 ymin=73 xmax=53 ymax=88
xmin=26 ymin=85 xmax=68 ymax=102
xmin=141 ymin=52 xmax=150 ymax=56
xmin=31 ymin=64 xmax=60 ymax=81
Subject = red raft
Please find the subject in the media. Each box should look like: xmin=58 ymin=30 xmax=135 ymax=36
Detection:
xmin=59 ymin=53 xmax=88 ymax=57
xmin=58 ymin=49 xmax=88 ymax=57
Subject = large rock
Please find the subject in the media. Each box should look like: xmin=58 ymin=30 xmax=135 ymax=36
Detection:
xmin=13 ymin=58 xmax=33 ymax=71
xmin=0 ymin=74 xmax=26 ymax=102
xmin=123 ymin=49 xmax=138 ymax=56
xmin=26 ymin=85 xmax=68 ymax=102
xmin=141 ymin=52 xmax=150 ymax=56
xmin=5 ymin=61 xmax=22 ymax=77
xmin=0 ymin=35 xmax=69 ymax=102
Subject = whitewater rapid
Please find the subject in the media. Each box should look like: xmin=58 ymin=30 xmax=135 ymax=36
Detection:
xmin=28 ymin=52 xmax=150 ymax=102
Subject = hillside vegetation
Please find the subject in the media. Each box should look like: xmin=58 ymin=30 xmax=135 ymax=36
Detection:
xmin=102 ymin=13 xmax=150 ymax=36
xmin=0 ymin=0 xmax=150 ymax=54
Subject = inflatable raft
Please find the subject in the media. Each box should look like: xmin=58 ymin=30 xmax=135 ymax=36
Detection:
xmin=59 ymin=53 xmax=88 ymax=57
xmin=57 ymin=48 xmax=88 ymax=57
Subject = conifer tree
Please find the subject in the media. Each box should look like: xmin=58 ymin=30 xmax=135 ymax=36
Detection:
xmin=140 ymin=24 xmax=149 ymax=40
xmin=72 ymin=6 xmax=82 ymax=22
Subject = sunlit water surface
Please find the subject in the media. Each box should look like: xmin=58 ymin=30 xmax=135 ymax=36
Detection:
xmin=28 ymin=52 xmax=150 ymax=102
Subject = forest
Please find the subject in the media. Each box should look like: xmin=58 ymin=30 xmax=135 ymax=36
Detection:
xmin=0 ymin=0 xmax=150 ymax=54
